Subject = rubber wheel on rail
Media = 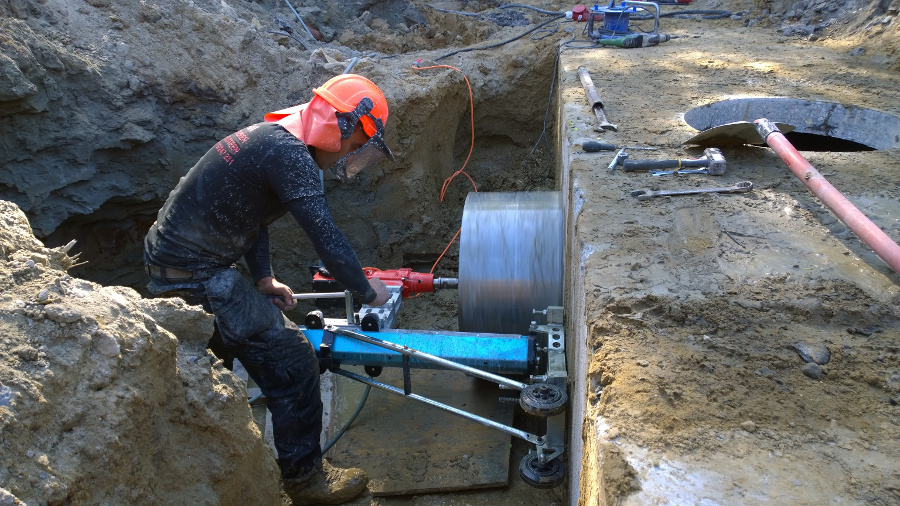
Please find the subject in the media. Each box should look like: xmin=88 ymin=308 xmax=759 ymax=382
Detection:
xmin=519 ymin=453 xmax=565 ymax=489
xmin=519 ymin=383 xmax=567 ymax=417
xmin=305 ymin=310 xmax=324 ymax=329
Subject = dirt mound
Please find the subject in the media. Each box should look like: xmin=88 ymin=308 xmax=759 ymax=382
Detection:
xmin=747 ymin=0 xmax=900 ymax=67
xmin=0 ymin=200 xmax=279 ymax=505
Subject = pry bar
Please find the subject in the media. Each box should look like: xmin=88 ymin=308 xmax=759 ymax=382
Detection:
xmin=577 ymin=66 xmax=618 ymax=132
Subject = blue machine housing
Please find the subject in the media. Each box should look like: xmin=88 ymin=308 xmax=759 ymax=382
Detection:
xmin=302 ymin=328 xmax=537 ymax=376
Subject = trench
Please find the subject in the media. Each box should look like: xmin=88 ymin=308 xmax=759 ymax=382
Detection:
xmin=40 ymin=52 xmax=572 ymax=502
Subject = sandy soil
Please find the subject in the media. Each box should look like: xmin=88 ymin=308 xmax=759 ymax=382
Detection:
xmin=2 ymin=0 xmax=900 ymax=505
xmin=560 ymin=7 xmax=900 ymax=504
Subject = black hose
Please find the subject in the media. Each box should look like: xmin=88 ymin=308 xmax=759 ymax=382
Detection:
xmin=632 ymin=9 xmax=732 ymax=20
xmin=498 ymin=3 xmax=565 ymax=16
xmin=523 ymin=33 xmax=577 ymax=183
xmin=426 ymin=5 xmax=480 ymax=17
xmin=322 ymin=384 xmax=371 ymax=454
xmin=266 ymin=30 xmax=310 ymax=46
xmin=434 ymin=14 xmax=567 ymax=61
xmin=428 ymin=3 xmax=565 ymax=16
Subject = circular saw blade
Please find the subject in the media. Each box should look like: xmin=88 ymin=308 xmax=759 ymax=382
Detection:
xmin=458 ymin=192 xmax=563 ymax=335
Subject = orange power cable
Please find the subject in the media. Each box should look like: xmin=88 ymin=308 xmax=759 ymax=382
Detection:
xmin=411 ymin=61 xmax=478 ymax=202
xmin=411 ymin=61 xmax=479 ymax=274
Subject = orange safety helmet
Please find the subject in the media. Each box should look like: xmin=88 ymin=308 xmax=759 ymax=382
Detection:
xmin=264 ymin=74 xmax=390 ymax=154
xmin=264 ymin=74 xmax=394 ymax=181
xmin=312 ymin=74 xmax=389 ymax=138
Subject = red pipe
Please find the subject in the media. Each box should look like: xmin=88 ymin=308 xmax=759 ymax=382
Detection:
xmin=754 ymin=118 xmax=900 ymax=274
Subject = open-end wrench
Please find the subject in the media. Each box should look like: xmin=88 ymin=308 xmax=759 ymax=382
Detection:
xmin=630 ymin=181 xmax=753 ymax=201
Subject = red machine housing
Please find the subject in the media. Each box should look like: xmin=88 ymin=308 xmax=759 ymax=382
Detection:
xmin=313 ymin=267 xmax=438 ymax=299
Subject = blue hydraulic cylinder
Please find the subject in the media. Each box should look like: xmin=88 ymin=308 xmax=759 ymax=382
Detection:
xmin=302 ymin=328 xmax=536 ymax=376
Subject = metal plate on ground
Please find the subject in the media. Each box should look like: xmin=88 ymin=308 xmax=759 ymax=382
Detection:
xmin=324 ymin=367 xmax=514 ymax=496
xmin=682 ymin=97 xmax=900 ymax=149
xmin=683 ymin=120 xmax=796 ymax=146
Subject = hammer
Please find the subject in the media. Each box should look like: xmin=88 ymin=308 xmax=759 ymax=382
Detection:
xmin=622 ymin=148 xmax=727 ymax=175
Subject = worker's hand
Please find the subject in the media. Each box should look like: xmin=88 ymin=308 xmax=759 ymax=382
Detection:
xmin=368 ymin=277 xmax=390 ymax=306
xmin=256 ymin=276 xmax=298 ymax=311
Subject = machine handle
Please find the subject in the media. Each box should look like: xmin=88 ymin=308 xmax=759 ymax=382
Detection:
xmin=623 ymin=159 xmax=676 ymax=172
xmin=582 ymin=141 xmax=618 ymax=152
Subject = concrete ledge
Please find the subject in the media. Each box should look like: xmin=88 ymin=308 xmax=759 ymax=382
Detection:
xmin=558 ymin=19 xmax=900 ymax=506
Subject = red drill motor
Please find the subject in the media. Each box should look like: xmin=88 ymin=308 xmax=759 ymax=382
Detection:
xmin=313 ymin=267 xmax=458 ymax=299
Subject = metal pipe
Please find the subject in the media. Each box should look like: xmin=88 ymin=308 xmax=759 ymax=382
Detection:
xmin=282 ymin=0 xmax=316 ymax=40
xmin=622 ymin=1 xmax=659 ymax=33
xmin=328 ymin=327 xmax=528 ymax=390
xmin=292 ymin=291 xmax=345 ymax=299
xmin=755 ymin=118 xmax=900 ymax=274
xmin=343 ymin=57 xmax=359 ymax=74
xmin=333 ymin=368 xmax=543 ymax=445
xmin=344 ymin=292 xmax=355 ymax=325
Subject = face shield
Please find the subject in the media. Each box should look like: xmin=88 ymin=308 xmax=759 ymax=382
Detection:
xmin=330 ymin=97 xmax=395 ymax=183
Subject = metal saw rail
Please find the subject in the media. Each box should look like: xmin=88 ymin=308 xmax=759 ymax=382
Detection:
xmin=332 ymin=368 xmax=545 ymax=446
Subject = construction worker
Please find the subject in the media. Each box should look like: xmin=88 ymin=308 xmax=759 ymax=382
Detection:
xmin=143 ymin=74 xmax=394 ymax=505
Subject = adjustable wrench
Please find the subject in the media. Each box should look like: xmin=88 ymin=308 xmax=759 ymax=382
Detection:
xmin=630 ymin=181 xmax=753 ymax=201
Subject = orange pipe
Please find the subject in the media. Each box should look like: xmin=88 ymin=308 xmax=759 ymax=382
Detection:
xmin=754 ymin=118 xmax=900 ymax=273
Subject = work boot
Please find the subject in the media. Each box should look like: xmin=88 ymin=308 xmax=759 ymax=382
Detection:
xmin=282 ymin=461 xmax=369 ymax=505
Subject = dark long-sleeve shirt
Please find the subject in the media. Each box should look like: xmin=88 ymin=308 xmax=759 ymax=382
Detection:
xmin=144 ymin=121 xmax=376 ymax=303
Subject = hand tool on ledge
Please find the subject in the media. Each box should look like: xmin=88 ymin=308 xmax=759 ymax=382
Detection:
xmin=602 ymin=144 xmax=659 ymax=171
xmin=607 ymin=147 xmax=628 ymax=170
xmin=630 ymin=181 xmax=753 ymax=200
xmin=622 ymin=147 xmax=726 ymax=175
xmin=595 ymin=33 xmax=672 ymax=48
xmin=577 ymin=66 xmax=617 ymax=132
xmin=582 ymin=140 xmax=658 ymax=152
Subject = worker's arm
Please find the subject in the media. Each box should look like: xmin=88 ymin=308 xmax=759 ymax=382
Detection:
xmin=244 ymin=226 xmax=274 ymax=283
xmin=244 ymin=228 xmax=301 ymax=311
xmin=287 ymin=195 xmax=388 ymax=305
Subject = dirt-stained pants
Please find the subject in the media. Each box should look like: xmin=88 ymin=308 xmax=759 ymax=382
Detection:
xmin=148 ymin=267 xmax=322 ymax=479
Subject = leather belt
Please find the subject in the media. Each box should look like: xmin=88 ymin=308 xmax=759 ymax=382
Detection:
xmin=147 ymin=264 xmax=197 ymax=280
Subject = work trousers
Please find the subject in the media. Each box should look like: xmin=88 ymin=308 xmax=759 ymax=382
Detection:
xmin=147 ymin=267 xmax=323 ymax=479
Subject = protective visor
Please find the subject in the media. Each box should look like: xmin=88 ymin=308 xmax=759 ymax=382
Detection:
xmin=330 ymin=130 xmax=393 ymax=182
xmin=330 ymin=97 xmax=395 ymax=182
